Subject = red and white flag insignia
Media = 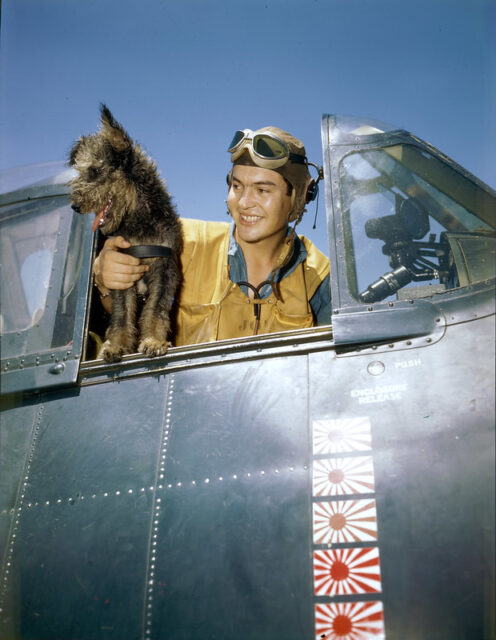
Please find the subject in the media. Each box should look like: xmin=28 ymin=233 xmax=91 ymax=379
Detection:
xmin=313 ymin=499 xmax=378 ymax=544
xmin=315 ymin=600 xmax=385 ymax=639
xmin=313 ymin=456 xmax=375 ymax=497
xmin=313 ymin=418 xmax=372 ymax=455
xmin=314 ymin=547 xmax=382 ymax=596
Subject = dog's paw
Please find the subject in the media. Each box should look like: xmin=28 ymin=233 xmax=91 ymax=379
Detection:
xmin=98 ymin=340 xmax=133 ymax=363
xmin=138 ymin=337 xmax=170 ymax=357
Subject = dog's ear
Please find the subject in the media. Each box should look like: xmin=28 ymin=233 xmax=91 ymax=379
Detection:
xmin=68 ymin=137 xmax=86 ymax=166
xmin=100 ymin=103 xmax=132 ymax=152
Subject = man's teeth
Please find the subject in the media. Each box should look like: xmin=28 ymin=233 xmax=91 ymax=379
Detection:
xmin=241 ymin=215 xmax=261 ymax=222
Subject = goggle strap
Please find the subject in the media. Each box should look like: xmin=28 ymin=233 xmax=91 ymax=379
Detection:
xmin=288 ymin=152 xmax=307 ymax=165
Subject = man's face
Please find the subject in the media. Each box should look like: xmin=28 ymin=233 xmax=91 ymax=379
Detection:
xmin=227 ymin=165 xmax=292 ymax=246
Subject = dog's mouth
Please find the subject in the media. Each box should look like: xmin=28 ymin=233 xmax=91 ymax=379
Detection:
xmin=92 ymin=197 xmax=113 ymax=233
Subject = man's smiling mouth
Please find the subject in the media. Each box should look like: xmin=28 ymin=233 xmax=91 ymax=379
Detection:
xmin=240 ymin=214 xmax=262 ymax=223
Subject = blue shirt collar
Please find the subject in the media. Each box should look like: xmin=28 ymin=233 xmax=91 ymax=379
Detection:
xmin=227 ymin=222 xmax=308 ymax=297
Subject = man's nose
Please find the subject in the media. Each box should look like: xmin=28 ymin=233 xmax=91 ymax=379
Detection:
xmin=238 ymin=189 xmax=255 ymax=208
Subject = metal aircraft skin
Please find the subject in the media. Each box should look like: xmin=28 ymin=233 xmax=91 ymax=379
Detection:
xmin=1 ymin=115 xmax=495 ymax=640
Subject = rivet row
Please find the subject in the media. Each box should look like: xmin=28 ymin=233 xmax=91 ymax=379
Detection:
xmin=0 ymin=405 xmax=44 ymax=608
xmin=8 ymin=463 xmax=309 ymax=513
xmin=144 ymin=375 xmax=175 ymax=633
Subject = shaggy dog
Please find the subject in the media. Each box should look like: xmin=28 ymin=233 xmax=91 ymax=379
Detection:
xmin=69 ymin=104 xmax=182 ymax=362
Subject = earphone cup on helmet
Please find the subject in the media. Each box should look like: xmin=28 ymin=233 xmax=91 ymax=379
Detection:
xmin=305 ymin=179 xmax=318 ymax=203
xmin=226 ymin=170 xmax=233 ymax=187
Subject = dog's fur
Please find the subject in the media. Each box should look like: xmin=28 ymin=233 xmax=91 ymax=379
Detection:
xmin=69 ymin=104 xmax=182 ymax=362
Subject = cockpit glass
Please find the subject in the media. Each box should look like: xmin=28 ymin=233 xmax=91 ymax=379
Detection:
xmin=339 ymin=144 xmax=495 ymax=303
xmin=0 ymin=197 xmax=85 ymax=359
xmin=1 ymin=200 xmax=60 ymax=334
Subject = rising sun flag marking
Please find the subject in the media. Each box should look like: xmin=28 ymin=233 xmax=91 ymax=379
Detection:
xmin=313 ymin=499 xmax=378 ymax=544
xmin=313 ymin=417 xmax=372 ymax=455
xmin=315 ymin=600 xmax=385 ymax=640
xmin=313 ymin=547 xmax=382 ymax=596
xmin=313 ymin=456 xmax=375 ymax=496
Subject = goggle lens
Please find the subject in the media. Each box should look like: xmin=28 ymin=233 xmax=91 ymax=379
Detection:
xmin=228 ymin=130 xmax=248 ymax=152
xmin=252 ymin=134 xmax=287 ymax=160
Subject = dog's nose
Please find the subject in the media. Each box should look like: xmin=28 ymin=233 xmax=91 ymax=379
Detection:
xmin=71 ymin=204 xmax=81 ymax=213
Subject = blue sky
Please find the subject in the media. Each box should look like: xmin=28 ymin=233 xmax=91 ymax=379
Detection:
xmin=1 ymin=0 xmax=494 ymax=249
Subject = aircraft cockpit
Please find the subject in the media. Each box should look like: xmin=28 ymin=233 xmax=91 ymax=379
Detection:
xmin=1 ymin=116 xmax=495 ymax=392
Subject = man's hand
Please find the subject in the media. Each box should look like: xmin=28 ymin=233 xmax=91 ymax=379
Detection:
xmin=94 ymin=236 xmax=149 ymax=291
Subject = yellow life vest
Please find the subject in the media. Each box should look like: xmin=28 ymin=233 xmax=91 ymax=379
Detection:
xmin=174 ymin=218 xmax=330 ymax=347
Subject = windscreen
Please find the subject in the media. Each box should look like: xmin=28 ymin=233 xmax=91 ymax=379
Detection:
xmin=339 ymin=144 xmax=495 ymax=303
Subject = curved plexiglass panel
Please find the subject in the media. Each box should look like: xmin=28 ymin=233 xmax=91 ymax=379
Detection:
xmin=0 ymin=162 xmax=75 ymax=196
xmin=327 ymin=114 xmax=404 ymax=145
xmin=339 ymin=145 xmax=496 ymax=303
xmin=0 ymin=196 xmax=86 ymax=359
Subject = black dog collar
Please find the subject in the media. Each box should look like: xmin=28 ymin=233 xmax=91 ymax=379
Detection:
xmin=119 ymin=245 xmax=176 ymax=259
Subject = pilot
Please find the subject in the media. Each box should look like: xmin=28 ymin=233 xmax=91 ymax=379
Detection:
xmin=93 ymin=126 xmax=331 ymax=346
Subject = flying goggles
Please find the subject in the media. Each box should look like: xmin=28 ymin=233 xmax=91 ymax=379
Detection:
xmin=228 ymin=129 xmax=307 ymax=169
